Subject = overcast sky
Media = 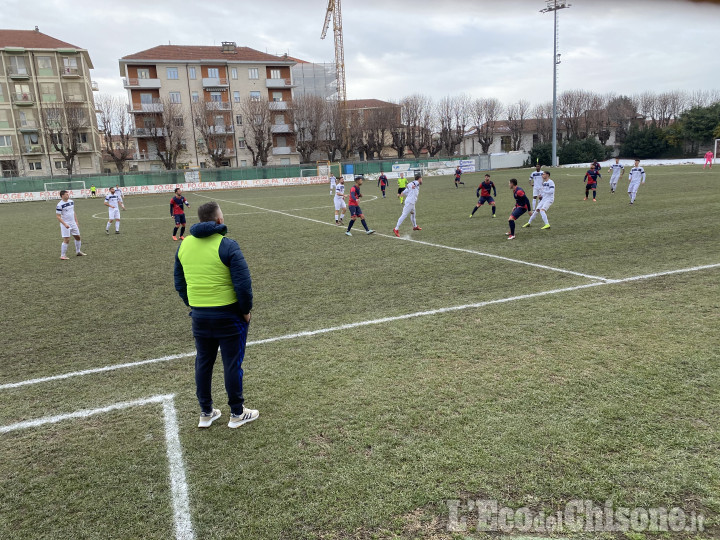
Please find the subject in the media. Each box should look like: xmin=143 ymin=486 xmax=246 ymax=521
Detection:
xmin=4 ymin=0 xmax=719 ymax=106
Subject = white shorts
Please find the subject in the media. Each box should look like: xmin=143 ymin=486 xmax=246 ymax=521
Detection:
xmin=533 ymin=186 xmax=542 ymax=197
xmin=61 ymin=223 xmax=80 ymax=238
xmin=628 ymin=182 xmax=641 ymax=195
xmin=334 ymin=198 xmax=346 ymax=211
xmin=610 ymin=176 xmax=621 ymax=185
xmin=108 ymin=208 xmax=121 ymax=220
xmin=536 ymin=198 xmax=554 ymax=212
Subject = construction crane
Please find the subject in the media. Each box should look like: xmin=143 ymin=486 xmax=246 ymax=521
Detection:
xmin=320 ymin=0 xmax=346 ymax=104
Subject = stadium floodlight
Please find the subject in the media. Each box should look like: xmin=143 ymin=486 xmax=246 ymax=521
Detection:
xmin=540 ymin=0 xmax=571 ymax=167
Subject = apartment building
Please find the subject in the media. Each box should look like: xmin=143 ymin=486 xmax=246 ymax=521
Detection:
xmin=0 ymin=28 xmax=101 ymax=177
xmin=119 ymin=42 xmax=299 ymax=170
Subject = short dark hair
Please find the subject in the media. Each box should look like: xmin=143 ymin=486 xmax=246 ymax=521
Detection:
xmin=485 ymin=174 xmax=490 ymax=178
xmin=59 ymin=190 xmax=67 ymax=197
xmin=509 ymin=178 xmax=518 ymax=186
xmin=174 ymin=187 xmax=181 ymax=194
xmin=197 ymin=201 xmax=221 ymax=222
xmin=414 ymin=172 xmax=422 ymax=180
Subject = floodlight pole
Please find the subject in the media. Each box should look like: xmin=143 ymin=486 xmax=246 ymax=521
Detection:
xmin=540 ymin=0 xmax=570 ymax=167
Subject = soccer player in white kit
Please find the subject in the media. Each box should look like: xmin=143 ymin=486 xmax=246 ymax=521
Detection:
xmin=393 ymin=173 xmax=422 ymax=236
xmin=627 ymin=159 xmax=646 ymax=205
xmin=334 ymin=177 xmax=347 ymax=225
xmin=329 ymin=174 xmax=336 ymax=196
xmin=607 ymin=157 xmax=625 ymax=194
xmin=523 ymin=171 xmax=554 ymax=230
xmin=56 ymin=190 xmax=86 ymax=259
xmin=529 ymin=163 xmax=545 ymax=210
xmin=104 ymin=186 xmax=125 ymax=234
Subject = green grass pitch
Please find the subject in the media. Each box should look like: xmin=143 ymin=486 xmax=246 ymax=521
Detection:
xmin=0 ymin=165 xmax=718 ymax=539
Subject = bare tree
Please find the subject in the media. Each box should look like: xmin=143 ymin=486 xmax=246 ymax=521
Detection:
xmin=41 ymin=99 xmax=90 ymax=176
xmin=637 ymin=91 xmax=658 ymax=125
xmin=558 ymin=90 xmax=590 ymax=139
xmin=139 ymin=97 xmax=187 ymax=170
xmin=506 ymin=99 xmax=529 ymax=151
xmin=192 ymin=100 xmax=233 ymax=167
xmin=401 ymin=94 xmax=431 ymax=158
xmin=238 ymin=96 xmax=273 ymax=166
xmin=667 ymin=90 xmax=688 ymax=123
xmin=586 ymin=93 xmax=611 ymax=144
xmin=290 ymin=94 xmax=326 ymax=163
xmin=532 ymin=102 xmax=553 ymax=144
xmin=472 ymin=97 xmax=502 ymax=153
xmin=366 ymin=106 xmax=398 ymax=160
xmin=437 ymin=94 xmax=471 ymax=156
xmin=95 ymin=94 xmax=133 ymax=173
xmin=606 ymin=94 xmax=638 ymax=144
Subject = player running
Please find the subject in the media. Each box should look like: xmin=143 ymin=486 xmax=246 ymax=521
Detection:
xmin=393 ymin=173 xmax=423 ymax=236
xmin=470 ymin=174 xmax=497 ymax=218
xmin=397 ymin=173 xmax=408 ymax=204
xmin=171 ymin=187 xmax=190 ymax=240
xmin=56 ymin=190 xmax=86 ymax=259
xmin=627 ymin=159 xmax=646 ymax=205
xmin=506 ymin=178 xmax=531 ymax=240
xmin=334 ymin=177 xmax=347 ymax=225
xmin=607 ymin=157 xmax=625 ymax=194
xmin=329 ymin=174 xmax=337 ymax=196
xmin=104 ymin=186 xmax=125 ymax=234
xmin=529 ymin=163 xmax=545 ymax=210
xmin=454 ymin=166 xmax=465 ymax=188
xmin=345 ymin=176 xmax=375 ymax=236
xmin=377 ymin=171 xmax=388 ymax=198
xmin=583 ymin=166 xmax=601 ymax=201
xmin=523 ymin=171 xmax=554 ymax=230
xmin=704 ymin=150 xmax=714 ymax=170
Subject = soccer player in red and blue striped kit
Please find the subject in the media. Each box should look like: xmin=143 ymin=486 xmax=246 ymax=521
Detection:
xmin=584 ymin=167 xmax=601 ymax=202
xmin=506 ymin=178 xmax=531 ymax=240
xmin=171 ymin=187 xmax=190 ymax=240
xmin=345 ymin=176 xmax=375 ymax=236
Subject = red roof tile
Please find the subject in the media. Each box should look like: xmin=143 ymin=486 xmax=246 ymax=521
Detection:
xmin=0 ymin=29 xmax=81 ymax=49
xmin=121 ymin=45 xmax=294 ymax=64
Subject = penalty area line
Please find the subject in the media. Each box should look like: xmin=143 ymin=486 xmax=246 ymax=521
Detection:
xmin=1 ymin=261 xmax=718 ymax=392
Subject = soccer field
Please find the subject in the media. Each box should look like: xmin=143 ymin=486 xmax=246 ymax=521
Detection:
xmin=0 ymin=165 xmax=718 ymax=539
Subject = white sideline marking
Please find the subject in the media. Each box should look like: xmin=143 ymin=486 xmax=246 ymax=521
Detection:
xmin=1 ymin=262 xmax=718 ymax=392
xmin=0 ymin=394 xmax=195 ymax=540
xmin=194 ymin=193 xmax=611 ymax=281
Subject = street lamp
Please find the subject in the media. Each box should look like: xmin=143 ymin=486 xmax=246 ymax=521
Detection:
xmin=540 ymin=0 xmax=571 ymax=167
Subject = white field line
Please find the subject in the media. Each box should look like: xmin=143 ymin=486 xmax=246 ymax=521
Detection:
xmin=1 ymin=262 xmax=718 ymax=392
xmin=0 ymin=394 xmax=195 ymax=540
xmin=90 ymin=203 xmax=341 ymax=221
xmin=194 ymin=193 xmax=611 ymax=282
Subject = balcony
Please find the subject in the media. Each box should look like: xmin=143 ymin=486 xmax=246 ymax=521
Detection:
xmin=266 ymin=78 xmax=294 ymax=89
xmin=204 ymin=100 xmax=232 ymax=111
xmin=134 ymin=152 xmax=167 ymax=161
xmin=22 ymin=144 xmax=44 ymax=154
xmin=123 ymin=77 xmax=162 ymax=89
xmin=271 ymin=123 xmax=292 ymax=134
xmin=65 ymin=94 xmax=86 ymax=102
xmin=210 ymin=148 xmax=235 ymax=156
xmin=207 ymin=125 xmax=234 ymax=135
xmin=202 ymin=77 xmax=228 ymax=88
xmin=272 ymin=146 xmax=292 ymax=155
xmin=11 ymin=92 xmax=35 ymax=106
xmin=91 ymin=81 xmax=99 ymax=91
xmin=61 ymin=67 xmax=80 ymax=77
xmin=77 ymin=142 xmax=93 ymax=152
xmin=131 ymin=127 xmax=167 ymax=137
xmin=7 ymin=66 xmax=30 ymax=79
xmin=0 ymin=146 xmax=14 ymax=155
xmin=129 ymin=101 xmax=164 ymax=113
xmin=269 ymin=101 xmax=288 ymax=111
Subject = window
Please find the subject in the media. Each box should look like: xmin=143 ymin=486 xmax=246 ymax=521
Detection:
xmin=29 ymin=161 xmax=42 ymax=170
xmin=76 ymin=132 xmax=89 ymax=144
xmin=137 ymin=68 xmax=150 ymax=79
xmin=270 ymin=69 xmax=281 ymax=79
xmin=169 ymin=92 xmax=181 ymax=103
xmin=272 ymin=92 xmax=283 ymax=102
xmin=280 ymin=158 xmax=291 ymax=165
xmin=233 ymin=91 xmax=240 ymax=103
xmin=0 ymin=135 xmax=11 ymax=146
xmin=174 ymin=117 xmax=184 ymax=127
xmin=238 ymin=138 xmax=246 ymax=149
xmin=210 ymin=92 xmax=222 ymax=102
xmin=55 ymin=160 xmax=67 ymax=169
xmin=207 ymin=68 xmax=219 ymax=78
xmin=188 ymin=67 xmax=196 ymax=80
xmin=231 ymin=68 xmax=238 ymax=79
xmin=235 ymin=115 xmax=243 ymax=125
xmin=248 ymin=68 xmax=259 ymax=79
xmin=500 ymin=136 xmax=511 ymax=152
xmin=9 ymin=56 xmax=28 ymax=75
xmin=62 ymin=57 xmax=78 ymax=75
xmin=36 ymin=56 xmax=53 ymax=76
xmin=167 ymin=67 xmax=179 ymax=80
xmin=250 ymin=91 xmax=261 ymax=101
xmin=240 ymin=160 xmax=247 ymax=167
xmin=276 ymin=136 xmax=287 ymax=147
xmin=191 ymin=91 xmax=199 ymax=103
xmin=180 ymin=139 xmax=187 ymax=150
xmin=275 ymin=114 xmax=284 ymax=125
xmin=40 ymin=83 xmax=57 ymax=102
xmin=254 ymin=114 xmax=262 ymax=125
xmin=0 ymin=112 xmax=9 ymax=129
xmin=140 ymin=93 xmax=154 ymax=104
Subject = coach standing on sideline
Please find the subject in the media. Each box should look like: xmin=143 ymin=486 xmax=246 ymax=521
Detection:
xmin=174 ymin=201 xmax=259 ymax=429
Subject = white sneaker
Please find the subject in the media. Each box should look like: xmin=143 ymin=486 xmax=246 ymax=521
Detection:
xmin=228 ymin=407 xmax=259 ymax=428
xmin=198 ymin=408 xmax=221 ymax=428
xmin=345 ymin=231 xmax=352 ymax=236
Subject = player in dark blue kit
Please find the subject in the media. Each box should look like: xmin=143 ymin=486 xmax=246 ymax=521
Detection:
xmin=454 ymin=166 xmax=465 ymax=188
xmin=170 ymin=187 xmax=190 ymax=240
xmin=469 ymin=174 xmax=497 ymax=218
xmin=377 ymin=171 xmax=388 ymax=198
xmin=506 ymin=178 xmax=531 ymax=240
xmin=584 ymin=167 xmax=601 ymax=201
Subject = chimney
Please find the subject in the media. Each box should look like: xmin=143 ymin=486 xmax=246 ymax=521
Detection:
xmin=221 ymin=42 xmax=236 ymax=53
xmin=34 ymin=26 xmax=39 ymax=32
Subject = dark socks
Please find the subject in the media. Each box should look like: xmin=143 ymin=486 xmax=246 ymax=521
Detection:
xmin=173 ymin=227 xmax=178 ymax=236
xmin=361 ymin=218 xmax=369 ymax=231
xmin=509 ymin=220 xmax=515 ymax=235
xmin=347 ymin=219 xmax=355 ymax=231
xmin=585 ymin=188 xmax=590 ymax=198
xmin=491 ymin=206 xmax=496 ymax=215
xmin=471 ymin=206 xmax=479 ymax=215
xmin=180 ymin=226 xmax=185 ymax=236
xmin=592 ymin=190 xmax=596 ymax=199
